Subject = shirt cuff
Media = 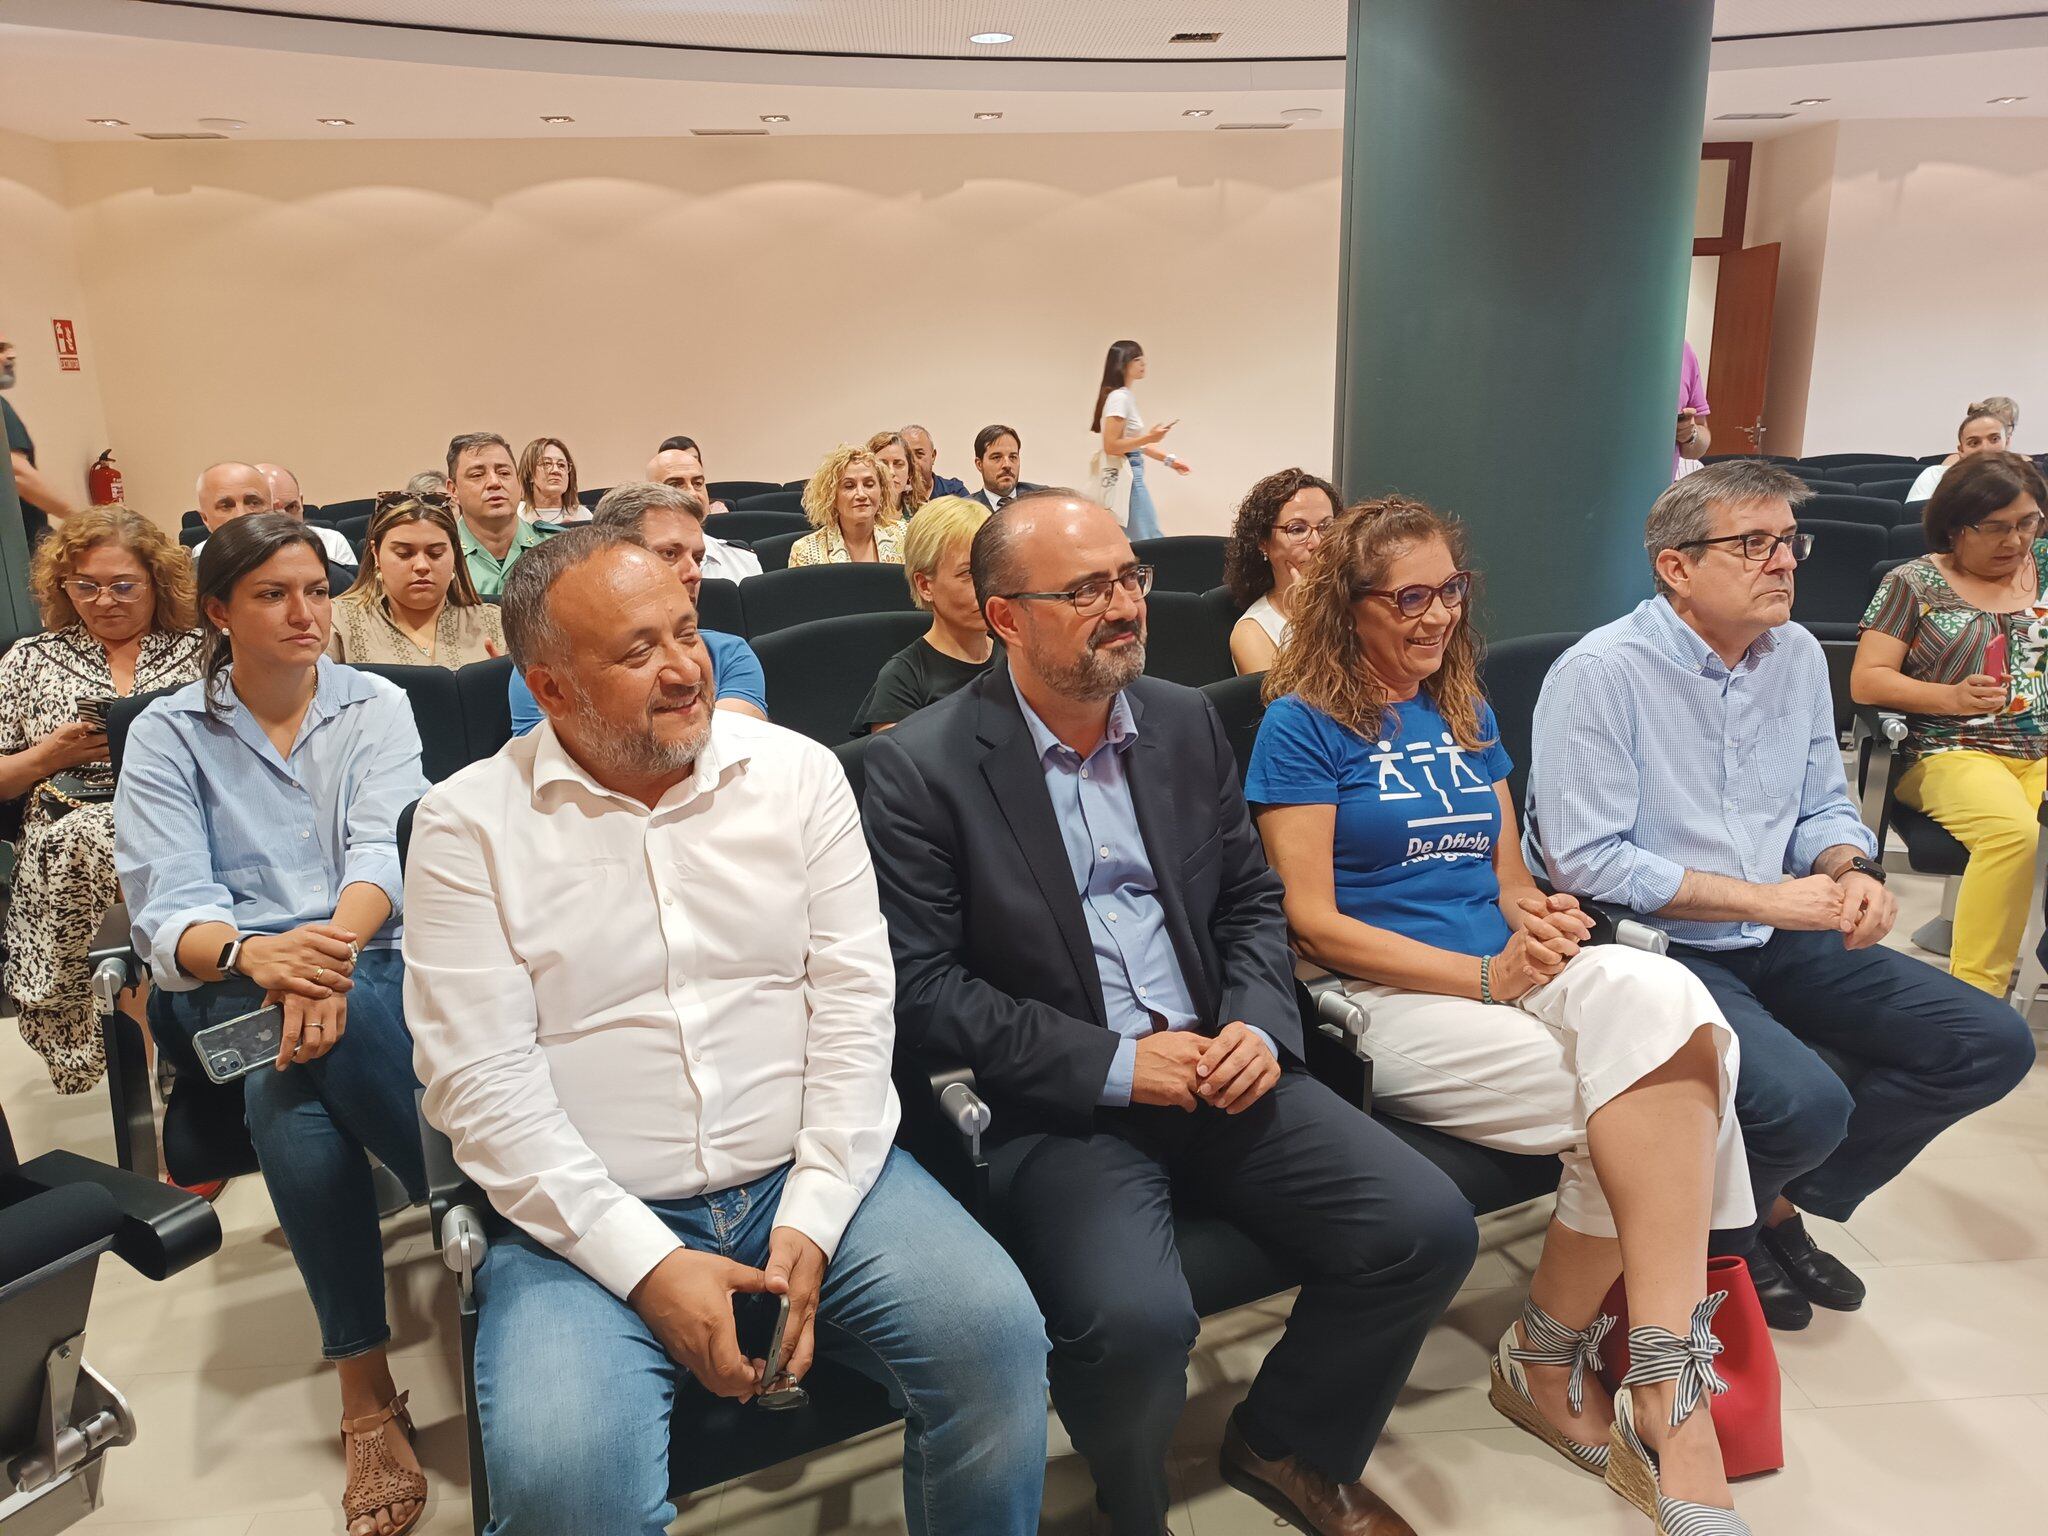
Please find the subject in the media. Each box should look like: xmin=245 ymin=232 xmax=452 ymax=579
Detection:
xmin=1790 ymin=819 xmax=1879 ymax=875
xmin=146 ymin=905 xmax=237 ymax=992
xmin=1098 ymin=1036 xmax=1137 ymax=1107
xmin=1619 ymin=848 xmax=1688 ymax=914
xmin=342 ymin=850 xmax=406 ymax=919
xmin=1246 ymin=1026 xmax=1278 ymax=1063
xmin=563 ymin=1195 xmax=684 ymax=1302
xmin=772 ymin=1166 xmax=866 ymax=1263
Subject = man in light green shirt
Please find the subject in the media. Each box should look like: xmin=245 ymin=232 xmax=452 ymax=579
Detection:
xmin=449 ymin=431 xmax=553 ymax=596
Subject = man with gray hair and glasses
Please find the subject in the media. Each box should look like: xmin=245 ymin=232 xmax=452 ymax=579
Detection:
xmin=1526 ymin=459 xmax=2034 ymax=1333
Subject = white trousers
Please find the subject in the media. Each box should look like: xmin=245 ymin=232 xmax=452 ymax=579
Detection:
xmin=1343 ymin=945 xmax=1754 ymax=1238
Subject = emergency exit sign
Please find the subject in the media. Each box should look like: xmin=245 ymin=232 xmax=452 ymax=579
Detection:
xmin=52 ymin=319 xmax=79 ymax=371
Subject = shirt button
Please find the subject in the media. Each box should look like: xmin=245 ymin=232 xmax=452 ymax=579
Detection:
xmin=1138 ymin=987 xmax=1150 ymax=998
xmin=1106 ymin=913 xmax=1118 ymax=924
xmin=1080 ymin=768 xmax=1090 ymax=779
xmin=1098 ymin=845 xmax=1110 ymax=858
xmin=299 ymin=829 xmax=310 ymax=839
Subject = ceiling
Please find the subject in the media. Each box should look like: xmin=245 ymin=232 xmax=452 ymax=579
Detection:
xmin=0 ymin=0 xmax=2040 ymax=142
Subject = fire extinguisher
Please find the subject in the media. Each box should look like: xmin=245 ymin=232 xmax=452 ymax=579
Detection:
xmin=87 ymin=450 xmax=124 ymax=507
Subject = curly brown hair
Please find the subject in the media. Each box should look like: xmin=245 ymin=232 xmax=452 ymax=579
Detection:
xmin=1223 ymin=468 xmax=1343 ymax=606
xmin=31 ymin=505 xmax=198 ymax=634
xmin=802 ymin=444 xmax=902 ymax=531
xmin=1262 ymin=494 xmax=1491 ymax=751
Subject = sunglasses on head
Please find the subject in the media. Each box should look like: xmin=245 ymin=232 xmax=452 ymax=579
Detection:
xmin=1351 ymin=570 xmax=1473 ymax=618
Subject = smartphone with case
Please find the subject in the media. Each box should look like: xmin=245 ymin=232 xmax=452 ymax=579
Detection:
xmin=191 ymin=1004 xmax=285 ymax=1083
xmin=756 ymin=1293 xmax=809 ymax=1411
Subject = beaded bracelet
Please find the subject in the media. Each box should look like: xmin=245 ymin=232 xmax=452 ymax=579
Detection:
xmin=1479 ymin=954 xmax=1494 ymax=1006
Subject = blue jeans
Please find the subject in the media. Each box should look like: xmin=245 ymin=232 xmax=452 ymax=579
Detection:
xmin=1674 ymin=928 xmax=2034 ymax=1242
xmin=473 ymin=1148 xmax=1049 ymax=1536
xmin=151 ymin=949 xmax=426 ymax=1358
xmin=1125 ymin=453 xmax=1163 ymax=540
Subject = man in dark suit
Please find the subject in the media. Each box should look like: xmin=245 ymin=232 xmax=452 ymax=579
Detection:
xmin=862 ymin=494 xmax=1475 ymax=1536
xmin=968 ymin=422 xmax=1043 ymax=512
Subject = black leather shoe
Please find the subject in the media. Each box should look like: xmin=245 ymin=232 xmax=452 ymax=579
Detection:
xmin=1760 ymin=1212 xmax=1866 ymax=1311
xmin=1744 ymin=1239 xmax=1813 ymax=1331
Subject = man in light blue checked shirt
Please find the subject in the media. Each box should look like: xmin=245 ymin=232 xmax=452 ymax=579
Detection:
xmin=1528 ymin=461 xmax=2034 ymax=1332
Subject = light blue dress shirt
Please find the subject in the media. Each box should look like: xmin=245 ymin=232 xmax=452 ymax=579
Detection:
xmin=114 ymin=658 xmax=429 ymax=992
xmin=1526 ymin=596 xmax=1877 ymax=952
xmin=1011 ymin=680 xmax=1272 ymax=1105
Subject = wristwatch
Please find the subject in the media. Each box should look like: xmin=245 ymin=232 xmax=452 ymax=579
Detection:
xmin=216 ymin=934 xmax=248 ymax=977
xmin=1840 ymin=855 xmax=1887 ymax=886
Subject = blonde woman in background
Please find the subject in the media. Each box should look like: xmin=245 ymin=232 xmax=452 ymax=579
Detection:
xmin=516 ymin=436 xmax=587 ymax=525
xmin=791 ymin=443 xmax=906 ymax=566
xmin=869 ymin=430 xmax=926 ymax=518
xmin=854 ymin=496 xmax=992 ymax=733
xmin=327 ymin=491 xmax=505 ymax=668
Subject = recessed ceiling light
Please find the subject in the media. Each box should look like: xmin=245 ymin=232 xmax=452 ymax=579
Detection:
xmin=1715 ymin=111 xmax=1796 ymax=121
xmin=1791 ymin=98 xmax=1830 ymax=107
xmin=317 ymin=118 xmax=354 ymax=127
xmin=1989 ymin=95 xmax=2028 ymax=105
xmin=1182 ymin=108 xmax=1212 ymax=118
xmin=1280 ymin=107 xmax=1324 ymax=121
xmin=974 ymin=112 xmax=1005 ymax=121
xmin=87 ymin=118 xmax=127 ymax=128
xmin=969 ymin=32 xmax=1014 ymax=46
xmin=540 ymin=115 xmax=575 ymax=124
xmin=759 ymin=114 xmax=790 ymax=124
xmin=197 ymin=118 xmax=246 ymax=132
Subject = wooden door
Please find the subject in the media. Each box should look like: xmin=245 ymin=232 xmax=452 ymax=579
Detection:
xmin=1706 ymin=242 xmax=1780 ymax=456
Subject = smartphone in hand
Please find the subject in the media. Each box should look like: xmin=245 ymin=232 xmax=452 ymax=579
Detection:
xmin=756 ymin=1293 xmax=809 ymax=1411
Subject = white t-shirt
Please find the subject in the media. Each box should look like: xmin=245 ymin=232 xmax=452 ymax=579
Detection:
xmin=1103 ymin=386 xmax=1143 ymax=442
xmin=1907 ymin=462 xmax=1948 ymax=503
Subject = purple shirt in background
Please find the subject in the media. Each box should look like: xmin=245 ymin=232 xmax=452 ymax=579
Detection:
xmin=1675 ymin=341 xmax=1712 ymax=479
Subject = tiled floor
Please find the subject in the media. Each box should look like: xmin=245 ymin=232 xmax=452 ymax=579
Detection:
xmin=8 ymin=866 xmax=2045 ymax=1534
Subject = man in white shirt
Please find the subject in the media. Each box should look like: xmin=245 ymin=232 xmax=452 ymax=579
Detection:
xmin=192 ymin=461 xmax=357 ymax=568
xmin=648 ymin=445 xmax=762 ymax=581
xmin=404 ymin=528 xmax=1048 ymax=1536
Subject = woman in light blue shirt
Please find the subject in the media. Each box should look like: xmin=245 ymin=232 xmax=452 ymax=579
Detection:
xmin=114 ymin=513 xmax=433 ymax=1536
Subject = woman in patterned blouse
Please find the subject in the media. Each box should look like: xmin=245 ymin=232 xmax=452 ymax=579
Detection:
xmin=326 ymin=491 xmax=505 ymax=668
xmin=790 ymin=443 xmax=906 ymax=566
xmin=1854 ymin=451 xmax=2048 ymax=995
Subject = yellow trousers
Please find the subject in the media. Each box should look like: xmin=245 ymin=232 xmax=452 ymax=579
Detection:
xmin=1896 ymin=749 xmax=2048 ymax=995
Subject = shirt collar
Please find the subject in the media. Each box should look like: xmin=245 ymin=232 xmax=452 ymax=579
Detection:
xmin=459 ymin=517 xmax=543 ymax=561
xmin=1009 ymin=673 xmax=1138 ymax=765
xmin=528 ymin=710 xmax=756 ymax=815
xmin=1640 ymin=595 xmax=1780 ymax=677
xmin=170 ymin=653 xmax=372 ymax=719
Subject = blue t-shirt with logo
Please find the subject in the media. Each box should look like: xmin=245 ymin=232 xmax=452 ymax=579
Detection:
xmin=1245 ymin=692 xmax=1514 ymax=958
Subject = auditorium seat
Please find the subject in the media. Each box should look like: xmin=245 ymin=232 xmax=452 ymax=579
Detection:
xmin=704 ymin=508 xmax=808 ymax=544
xmin=451 ymin=655 xmax=516 ymax=761
xmin=1801 ymin=452 xmax=1918 ymax=469
xmin=1199 ymin=672 xmax=1266 ymax=778
xmin=749 ymin=530 xmax=806 ymax=572
xmin=1132 ymin=535 xmax=1228 ymax=594
xmin=692 ymin=576 xmax=745 ymax=637
xmin=1475 ymin=632 xmax=1581 ymax=810
xmin=576 ymin=485 xmax=609 ymax=509
xmin=332 ymin=514 xmax=371 ymax=553
xmin=1791 ymin=519 xmax=1888 ymax=632
xmin=1784 ymin=468 xmax=1858 ymax=496
xmin=319 ymin=496 xmax=376 ymax=523
xmin=1888 ymin=522 xmax=1929 ymax=560
xmin=1143 ymin=589 xmax=1235 ymax=688
xmin=750 ymin=611 xmax=929 ymax=744
xmin=739 ymin=564 xmax=916 ymax=636
xmin=353 ymin=664 xmax=469 ymax=782
xmin=833 ymin=730 xmax=877 ymax=801
xmin=709 ymin=479 xmax=782 ymax=503
xmin=180 ymin=509 xmax=204 ymax=532
xmin=178 ymin=526 xmax=205 ymax=548
xmin=729 ymin=491 xmax=807 ymax=517
xmin=1804 ymin=493 xmax=1907 ymax=529
xmin=1829 ymin=462 xmax=1925 ymax=489
xmin=1863 ymin=476 xmax=1920 ymax=506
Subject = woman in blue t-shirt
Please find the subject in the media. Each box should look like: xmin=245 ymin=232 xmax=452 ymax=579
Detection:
xmin=1246 ymin=498 xmax=1756 ymax=1535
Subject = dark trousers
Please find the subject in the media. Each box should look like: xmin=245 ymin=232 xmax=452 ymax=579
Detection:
xmin=988 ymin=1069 xmax=1476 ymax=1536
xmin=1673 ymin=928 xmax=2034 ymax=1246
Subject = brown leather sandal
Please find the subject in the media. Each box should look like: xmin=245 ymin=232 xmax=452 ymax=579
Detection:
xmin=340 ymin=1389 xmax=428 ymax=1536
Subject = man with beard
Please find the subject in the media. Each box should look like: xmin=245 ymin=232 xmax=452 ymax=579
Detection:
xmin=404 ymin=527 xmax=1052 ymax=1536
xmin=861 ymin=493 xmax=1474 ymax=1536
xmin=967 ymin=424 xmax=1040 ymax=513
xmin=2 ymin=331 xmax=75 ymax=539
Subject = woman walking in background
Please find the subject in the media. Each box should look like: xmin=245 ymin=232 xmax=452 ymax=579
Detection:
xmin=1092 ymin=339 xmax=1189 ymax=540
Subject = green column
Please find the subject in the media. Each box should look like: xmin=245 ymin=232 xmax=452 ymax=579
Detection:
xmin=0 ymin=452 xmax=42 ymax=648
xmin=1335 ymin=0 xmax=1714 ymax=638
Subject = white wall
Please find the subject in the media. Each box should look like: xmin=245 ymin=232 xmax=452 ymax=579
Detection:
xmin=1748 ymin=123 xmax=1839 ymax=458
xmin=53 ymin=131 xmax=1345 ymax=531
xmin=0 ymin=127 xmax=111 ymax=508
xmin=1798 ymin=118 xmax=2048 ymax=457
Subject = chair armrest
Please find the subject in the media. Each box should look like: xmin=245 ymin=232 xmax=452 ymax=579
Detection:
xmin=413 ymin=1092 xmax=490 ymax=1302
xmin=1296 ymin=970 xmax=1374 ymax=1113
xmin=1581 ymin=899 xmax=1670 ymax=956
xmin=1850 ymin=704 xmax=1909 ymax=852
xmin=13 ymin=1149 xmax=222 ymax=1282
xmin=891 ymin=1059 xmax=993 ymax=1216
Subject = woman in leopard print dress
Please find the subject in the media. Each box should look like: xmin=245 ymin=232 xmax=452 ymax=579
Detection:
xmin=0 ymin=507 xmax=200 ymax=1091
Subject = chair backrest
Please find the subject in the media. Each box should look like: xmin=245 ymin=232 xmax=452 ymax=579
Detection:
xmin=695 ymin=577 xmax=745 ymax=637
xmin=353 ymin=663 xmax=468 ymax=782
xmin=1887 ymin=522 xmax=1929 ymax=560
xmin=705 ymin=509 xmax=809 ymax=544
xmin=577 ymin=485 xmax=610 ymax=509
xmin=1819 ymin=637 xmax=1859 ymax=743
xmin=180 ymin=509 xmax=204 ymax=531
xmin=1199 ymin=672 xmax=1266 ymax=783
xmin=739 ymin=563 xmax=916 ymax=636
xmin=320 ymin=496 xmax=377 ymax=522
xmin=750 ymin=611 xmax=931 ymax=744
xmin=1143 ymin=589 xmax=1235 ymax=688
xmin=1785 ymin=467 xmax=1857 ymax=495
xmin=710 ymin=479 xmax=783 ymax=503
xmin=452 ymin=655 xmax=515 ymax=762
xmin=1802 ymin=493 xmax=1903 ymax=529
xmin=1475 ymin=632 xmax=1583 ymax=813
xmin=833 ymin=731 xmax=877 ymax=804
xmin=1862 ymin=477 xmax=1919 ymax=506
xmin=1829 ymin=461 xmax=1923 ymax=487
xmin=1791 ymin=518 xmax=1889 ymax=628
xmin=333 ymin=514 xmax=371 ymax=551
xmin=1132 ymin=535 xmax=1228 ymax=595
xmin=1800 ymin=452 xmax=1916 ymax=468
xmin=106 ymin=686 xmax=183 ymax=776
xmin=730 ymin=491 xmax=807 ymax=517
xmin=178 ymin=525 xmax=205 ymax=548
xmin=749 ymin=530 xmax=807 ymax=573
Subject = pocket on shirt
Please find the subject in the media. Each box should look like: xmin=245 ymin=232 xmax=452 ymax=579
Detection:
xmin=1747 ymin=712 xmax=1810 ymax=793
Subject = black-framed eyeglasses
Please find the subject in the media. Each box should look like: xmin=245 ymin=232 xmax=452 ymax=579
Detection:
xmin=1675 ymin=530 xmax=1813 ymax=564
xmin=1000 ymin=565 xmax=1154 ymax=617
xmin=1352 ymin=570 xmax=1473 ymax=618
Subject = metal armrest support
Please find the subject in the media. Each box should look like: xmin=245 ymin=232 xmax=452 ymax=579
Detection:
xmin=1850 ymin=704 xmax=1909 ymax=855
xmin=1298 ymin=970 xmax=1374 ymax=1113
xmin=414 ymin=1092 xmax=490 ymax=1303
xmin=1581 ymin=899 xmax=1670 ymax=956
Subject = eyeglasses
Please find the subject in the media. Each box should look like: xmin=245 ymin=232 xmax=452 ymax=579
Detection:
xmin=1352 ymin=570 xmax=1473 ymax=618
xmin=1000 ymin=565 xmax=1154 ymax=617
xmin=62 ymin=577 xmax=150 ymax=604
xmin=1276 ymin=518 xmax=1335 ymax=542
xmin=1675 ymin=530 xmax=1813 ymax=564
xmin=1964 ymin=513 xmax=2045 ymax=541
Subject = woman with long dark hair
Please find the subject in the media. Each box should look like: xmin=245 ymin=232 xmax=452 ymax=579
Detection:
xmin=1222 ymin=468 xmax=1342 ymax=675
xmin=114 ymin=513 xmax=433 ymax=1536
xmin=1090 ymin=339 xmax=1188 ymax=540
xmin=328 ymin=490 xmax=505 ymax=668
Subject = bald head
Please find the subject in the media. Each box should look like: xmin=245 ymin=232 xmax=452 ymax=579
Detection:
xmin=972 ymin=494 xmax=1124 ymax=607
xmin=195 ymin=462 xmax=274 ymax=531
xmin=647 ymin=447 xmax=710 ymax=506
xmin=255 ymin=463 xmax=304 ymax=520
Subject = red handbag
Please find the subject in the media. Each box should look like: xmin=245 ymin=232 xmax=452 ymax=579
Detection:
xmin=1596 ymin=1254 xmax=1784 ymax=1477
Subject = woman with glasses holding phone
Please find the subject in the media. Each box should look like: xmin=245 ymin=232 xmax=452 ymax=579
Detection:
xmin=0 ymin=507 xmax=201 ymax=1093
xmin=1245 ymin=499 xmax=1755 ymax=1535
xmin=1853 ymin=451 xmax=2048 ymax=996
xmin=114 ymin=513 xmax=433 ymax=1536
xmin=1222 ymin=468 xmax=1342 ymax=675
xmin=327 ymin=491 xmax=505 ymax=668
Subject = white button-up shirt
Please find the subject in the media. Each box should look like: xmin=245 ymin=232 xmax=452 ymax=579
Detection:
xmin=700 ymin=535 xmax=763 ymax=582
xmin=403 ymin=712 xmax=899 ymax=1301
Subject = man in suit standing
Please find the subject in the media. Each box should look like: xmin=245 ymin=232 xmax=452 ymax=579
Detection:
xmin=862 ymin=494 xmax=1475 ymax=1536
xmin=968 ymin=423 xmax=1042 ymax=512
